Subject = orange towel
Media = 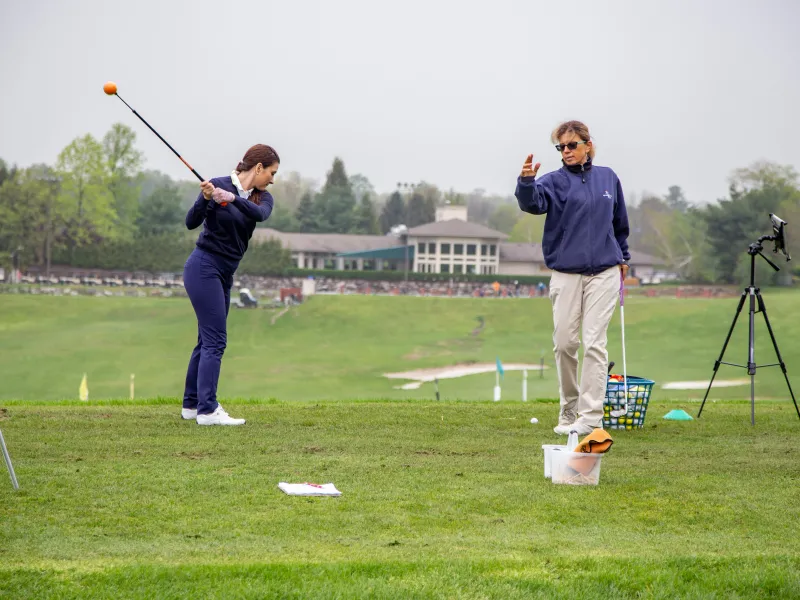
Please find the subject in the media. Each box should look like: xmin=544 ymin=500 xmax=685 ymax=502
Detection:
xmin=573 ymin=428 xmax=613 ymax=454
xmin=567 ymin=429 xmax=613 ymax=476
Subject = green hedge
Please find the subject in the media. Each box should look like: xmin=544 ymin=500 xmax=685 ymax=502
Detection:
xmin=51 ymin=235 xmax=292 ymax=275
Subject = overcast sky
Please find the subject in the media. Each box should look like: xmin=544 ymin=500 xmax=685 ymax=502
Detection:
xmin=1 ymin=0 xmax=798 ymax=205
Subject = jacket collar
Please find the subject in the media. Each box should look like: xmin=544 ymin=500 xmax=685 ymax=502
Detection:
xmin=563 ymin=158 xmax=592 ymax=174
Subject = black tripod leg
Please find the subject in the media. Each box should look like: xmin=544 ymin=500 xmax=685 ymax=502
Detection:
xmin=756 ymin=292 xmax=800 ymax=420
xmin=748 ymin=289 xmax=758 ymax=425
xmin=698 ymin=291 xmax=747 ymax=417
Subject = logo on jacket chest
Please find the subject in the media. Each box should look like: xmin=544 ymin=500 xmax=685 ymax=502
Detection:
xmin=603 ymin=191 xmax=612 ymax=199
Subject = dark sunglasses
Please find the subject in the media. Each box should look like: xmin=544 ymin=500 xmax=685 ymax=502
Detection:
xmin=554 ymin=140 xmax=587 ymax=152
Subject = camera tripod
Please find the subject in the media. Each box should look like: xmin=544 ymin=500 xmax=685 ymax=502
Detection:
xmin=697 ymin=234 xmax=800 ymax=424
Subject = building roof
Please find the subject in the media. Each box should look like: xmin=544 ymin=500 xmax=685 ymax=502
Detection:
xmin=252 ymin=228 xmax=402 ymax=254
xmin=629 ymin=250 xmax=662 ymax=266
xmin=337 ymin=246 xmax=415 ymax=260
xmin=499 ymin=242 xmax=544 ymax=263
xmin=407 ymin=219 xmax=508 ymax=240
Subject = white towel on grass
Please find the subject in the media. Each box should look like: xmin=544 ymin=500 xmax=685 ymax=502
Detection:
xmin=278 ymin=482 xmax=342 ymax=496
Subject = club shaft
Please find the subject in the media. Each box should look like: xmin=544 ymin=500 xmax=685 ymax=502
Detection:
xmin=115 ymin=93 xmax=204 ymax=182
xmin=0 ymin=428 xmax=19 ymax=490
xmin=612 ymin=276 xmax=629 ymax=417
xmin=621 ymin=305 xmax=627 ymax=392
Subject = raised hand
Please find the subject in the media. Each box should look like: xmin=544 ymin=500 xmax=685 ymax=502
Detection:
xmin=520 ymin=154 xmax=541 ymax=178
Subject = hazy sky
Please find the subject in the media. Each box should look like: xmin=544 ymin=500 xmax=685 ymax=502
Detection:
xmin=1 ymin=0 xmax=798 ymax=205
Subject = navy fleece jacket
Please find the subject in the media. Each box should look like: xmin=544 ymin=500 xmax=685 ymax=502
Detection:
xmin=185 ymin=176 xmax=274 ymax=262
xmin=515 ymin=160 xmax=630 ymax=275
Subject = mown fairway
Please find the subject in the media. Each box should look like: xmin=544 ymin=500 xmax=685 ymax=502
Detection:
xmin=1 ymin=400 xmax=798 ymax=598
xmin=2 ymin=290 xmax=800 ymax=403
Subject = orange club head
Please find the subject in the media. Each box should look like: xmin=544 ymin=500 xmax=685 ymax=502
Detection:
xmin=103 ymin=81 xmax=118 ymax=95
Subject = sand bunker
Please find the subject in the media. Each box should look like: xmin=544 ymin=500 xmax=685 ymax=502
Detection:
xmin=662 ymin=379 xmax=751 ymax=390
xmin=385 ymin=363 xmax=546 ymax=389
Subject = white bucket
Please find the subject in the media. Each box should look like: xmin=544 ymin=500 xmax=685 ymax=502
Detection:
xmin=551 ymin=451 xmax=604 ymax=486
xmin=541 ymin=444 xmax=567 ymax=479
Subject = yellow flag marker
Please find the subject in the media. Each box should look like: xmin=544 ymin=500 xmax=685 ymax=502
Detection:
xmin=79 ymin=373 xmax=89 ymax=401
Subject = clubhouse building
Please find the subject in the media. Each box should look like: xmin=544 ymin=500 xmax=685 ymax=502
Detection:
xmin=252 ymin=205 xmax=660 ymax=280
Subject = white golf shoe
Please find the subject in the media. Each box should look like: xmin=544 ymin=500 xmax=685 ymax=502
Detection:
xmin=196 ymin=405 xmax=246 ymax=426
xmin=566 ymin=422 xmax=598 ymax=436
xmin=181 ymin=408 xmax=198 ymax=420
xmin=553 ymin=422 xmax=575 ymax=435
xmin=554 ymin=421 xmax=600 ymax=436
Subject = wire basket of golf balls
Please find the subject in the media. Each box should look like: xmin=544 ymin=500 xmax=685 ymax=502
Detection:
xmin=603 ymin=375 xmax=655 ymax=430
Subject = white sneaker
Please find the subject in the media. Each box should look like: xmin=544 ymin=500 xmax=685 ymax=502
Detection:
xmin=181 ymin=408 xmax=198 ymax=420
xmin=553 ymin=423 xmax=575 ymax=435
xmin=196 ymin=405 xmax=246 ymax=426
xmin=567 ymin=422 xmax=598 ymax=436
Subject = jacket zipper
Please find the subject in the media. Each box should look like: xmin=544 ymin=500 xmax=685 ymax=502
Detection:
xmin=581 ymin=163 xmax=594 ymax=275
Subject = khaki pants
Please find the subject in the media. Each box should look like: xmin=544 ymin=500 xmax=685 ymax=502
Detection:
xmin=549 ymin=266 xmax=620 ymax=427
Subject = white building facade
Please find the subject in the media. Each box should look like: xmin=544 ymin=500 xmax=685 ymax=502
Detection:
xmin=250 ymin=205 xmax=661 ymax=278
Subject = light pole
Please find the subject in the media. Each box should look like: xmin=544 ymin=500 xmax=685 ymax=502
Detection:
xmin=390 ymin=224 xmax=409 ymax=282
xmin=394 ymin=181 xmax=418 ymax=283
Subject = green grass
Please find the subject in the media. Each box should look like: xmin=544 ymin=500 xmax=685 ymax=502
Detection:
xmin=2 ymin=291 xmax=800 ymax=403
xmin=2 ymin=292 xmax=800 ymax=596
xmin=1 ymin=400 xmax=799 ymax=598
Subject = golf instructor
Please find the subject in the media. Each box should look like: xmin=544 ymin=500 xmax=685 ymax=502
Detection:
xmin=515 ymin=121 xmax=630 ymax=436
xmin=181 ymin=144 xmax=279 ymax=425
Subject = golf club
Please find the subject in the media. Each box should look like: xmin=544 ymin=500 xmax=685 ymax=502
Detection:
xmin=102 ymin=81 xmax=227 ymax=205
xmin=0 ymin=427 xmax=19 ymax=490
xmin=610 ymin=272 xmax=629 ymax=418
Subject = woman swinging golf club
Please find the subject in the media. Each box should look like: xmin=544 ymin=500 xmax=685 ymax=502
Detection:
xmin=181 ymin=144 xmax=279 ymax=425
xmin=515 ymin=121 xmax=630 ymax=436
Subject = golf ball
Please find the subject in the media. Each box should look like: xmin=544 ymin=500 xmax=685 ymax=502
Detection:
xmin=530 ymin=417 xmax=538 ymax=424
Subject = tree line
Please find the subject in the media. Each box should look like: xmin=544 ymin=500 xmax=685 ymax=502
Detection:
xmin=1 ymin=124 xmax=798 ymax=284
xmin=625 ymin=165 xmax=799 ymax=285
xmin=0 ymin=124 xmax=290 ymax=276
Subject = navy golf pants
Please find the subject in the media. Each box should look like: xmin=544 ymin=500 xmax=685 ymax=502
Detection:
xmin=182 ymin=248 xmax=238 ymax=415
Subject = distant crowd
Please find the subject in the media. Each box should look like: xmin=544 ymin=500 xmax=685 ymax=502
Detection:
xmin=237 ymin=274 xmax=548 ymax=299
xmin=2 ymin=268 xmax=740 ymax=301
